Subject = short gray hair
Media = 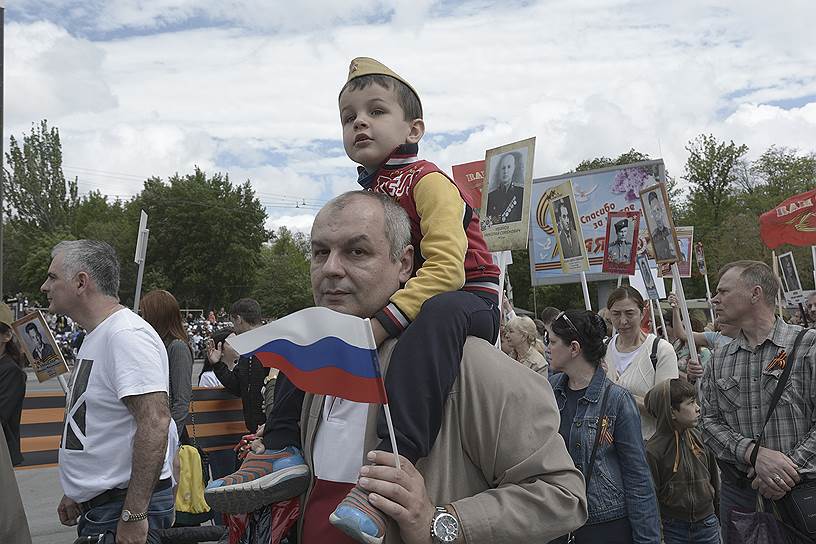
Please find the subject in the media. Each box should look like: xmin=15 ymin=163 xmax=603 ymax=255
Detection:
xmin=52 ymin=240 xmax=121 ymax=298
xmin=322 ymin=191 xmax=411 ymax=262
xmin=719 ymin=260 xmax=779 ymax=306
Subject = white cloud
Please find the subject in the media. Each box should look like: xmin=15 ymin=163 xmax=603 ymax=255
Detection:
xmin=4 ymin=0 xmax=815 ymax=215
xmin=267 ymin=213 xmax=317 ymax=235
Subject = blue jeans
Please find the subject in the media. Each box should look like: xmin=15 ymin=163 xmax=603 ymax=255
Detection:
xmin=662 ymin=513 xmax=721 ymax=544
xmin=77 ymin=486 xmax=175 ymax=536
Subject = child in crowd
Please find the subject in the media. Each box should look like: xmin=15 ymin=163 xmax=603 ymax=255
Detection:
xmin=206 ymin=58 xmax=501 ymax=544
xmin=645 ymin=379 xmax=720 ymax=544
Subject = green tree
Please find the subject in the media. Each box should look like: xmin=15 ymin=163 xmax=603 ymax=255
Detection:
xmin=3 ymin=120 xmax=79 ymax=231
xmin=574 ymin=148 xmax=652 ymax=173
xmin=132 ymin=168 xmax=268 ymax=310
xmin=739 ymin=146 xmax=816 ymax=217
xmin=681 ymin=134 xmax=748 ymax=232
xmin=252 ymin=227 xmax=313 ymax=318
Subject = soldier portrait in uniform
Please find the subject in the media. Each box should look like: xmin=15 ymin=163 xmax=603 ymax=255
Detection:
xmin=554 ymin=197 xmax=583 ymax=260
xmin=602 ymin=210 xmax=640 ymax=276
xmin=640 ymin=183 xmax=680 ymax=264
xmin=485 ymin=151 xmax=525 ymax=225
xmin=608 ymin=220 xmax=633 ymax=264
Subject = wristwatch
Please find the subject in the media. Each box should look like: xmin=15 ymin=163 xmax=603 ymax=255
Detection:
xmin=121 ymin=509 xmax=148 ymax=522
xmin=430 ymin=506 xmax=459 ymax=543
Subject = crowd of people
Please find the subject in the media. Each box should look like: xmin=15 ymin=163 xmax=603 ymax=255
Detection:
xmin=1 ymin=56 xmax=816 ymax=544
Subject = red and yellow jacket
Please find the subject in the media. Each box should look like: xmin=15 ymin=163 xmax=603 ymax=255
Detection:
xmin=358 ymin=144 xmax=500 ymax=338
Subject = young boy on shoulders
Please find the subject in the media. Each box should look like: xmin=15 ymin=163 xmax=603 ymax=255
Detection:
xmin=644 ymin=379 xmax=720 ymax=544
xmin=206 ymin=58 xmax=502 ymax=544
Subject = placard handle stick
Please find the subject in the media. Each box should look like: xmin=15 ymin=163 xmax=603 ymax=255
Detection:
xmin=57 ymin=374 xmax=69 ymax=395
xmin=617 ymin=275 xmax=623 ymax=288
xmin=702 ymin=273 xmax=715 ymax=323
xmin=656 ymin=302 xmax=669 ymax=341
xmin=772 ymin=250 xmax=783 ymax=318
xmin=649 ymin=299 xmax=658 ymax=336
xmin=580 ymin=271 xmax=591 ymax=311
xmin=671 ymin=263 xmax=699 ymax=371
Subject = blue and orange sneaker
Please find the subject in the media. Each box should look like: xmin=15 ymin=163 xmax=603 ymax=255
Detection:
xmin=204 ymin=446 xmax=310 ymax=513
xmin=329 ymin=485 xmax=386 ymax=544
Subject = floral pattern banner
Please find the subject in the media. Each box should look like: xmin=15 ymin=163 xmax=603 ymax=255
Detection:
xmin=529 ymin=160 xmax=665 ymax=286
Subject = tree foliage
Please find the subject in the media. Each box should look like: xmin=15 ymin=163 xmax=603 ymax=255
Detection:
xmin=132 ymin=168 xmax=268 ymax=310
xmin=252 ymin=228 xmax=313 ymax=318
xmin=3 ymin=120 xmax=79 ymax=231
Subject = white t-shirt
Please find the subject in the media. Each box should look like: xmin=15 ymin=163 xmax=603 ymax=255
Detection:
xmin=59 ymin=308 xmax=176 ymax=503
xmin=608 ymin=334 xmax=646 ymax=375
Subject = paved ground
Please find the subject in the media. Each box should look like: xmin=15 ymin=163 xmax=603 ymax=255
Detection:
xmin=16 ymin=466 xmax=76 ymax=544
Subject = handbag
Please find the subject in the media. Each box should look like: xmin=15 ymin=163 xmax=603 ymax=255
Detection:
xmin=566 ymin=384 xmax=610 ymax=544
xmin=749 ymin=328 xmax=815 ymax=543
xmin=171 ymin=369 xmax=213 ymax=526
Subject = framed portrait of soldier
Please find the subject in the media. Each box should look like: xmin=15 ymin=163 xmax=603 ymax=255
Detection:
xmin=550 ymin=180 xmax=589 ymax=273
xmin=12 ymin=310 xmax=69 ymax=382
xmin=639 ymin=183 xmax=681 ymax=264
xmin=480 ymin=137 xmax=536 ymax=252
xmin=658 ymin=226 xmax=694 ymax=278
xmin=778 ymin=251 xmax=803 ymax=293
xmin=602 ymin=211 xmax=640 ymax=276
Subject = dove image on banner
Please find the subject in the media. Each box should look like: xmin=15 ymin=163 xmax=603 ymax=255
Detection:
xmin=226 ymin=307 xmax=388 ymax=404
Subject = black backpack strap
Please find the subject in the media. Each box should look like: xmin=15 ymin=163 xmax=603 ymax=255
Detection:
xmin=749 ymin=328 xmax=809 ymax=466
xmin=585 ymin=384 xmax=611 ymax=490
xmin=650 ymin=337 xmax=660 ymax=370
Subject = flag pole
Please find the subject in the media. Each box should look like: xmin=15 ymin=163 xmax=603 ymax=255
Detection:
xmin=382 ymin=404 xmax=401 ymax=471
xmin=365 ymin=318 xmax=401 ymax=471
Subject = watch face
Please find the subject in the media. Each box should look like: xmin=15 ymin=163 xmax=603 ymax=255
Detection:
xmin=433 ymin=513 xmax=459 ymax=542
xmin=121 ymin=510 xmax=131 ymax=522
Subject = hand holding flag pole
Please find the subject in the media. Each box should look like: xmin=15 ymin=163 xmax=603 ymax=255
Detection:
xmin=226 ymin=307 xmax=401 ymax=470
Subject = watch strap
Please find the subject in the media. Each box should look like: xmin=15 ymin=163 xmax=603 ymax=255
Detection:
xmin=122 ymin=509 xmax=148 ymax=522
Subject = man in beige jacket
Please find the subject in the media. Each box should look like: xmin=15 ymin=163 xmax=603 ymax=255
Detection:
xmin=297 ymin=190 xmax=587 ymax=544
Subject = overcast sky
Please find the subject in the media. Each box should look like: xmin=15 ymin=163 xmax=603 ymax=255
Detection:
xmin=6 ymin=0 xmax=815 ymax=233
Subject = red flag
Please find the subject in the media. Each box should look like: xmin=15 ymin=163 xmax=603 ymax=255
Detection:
xmin=759 ymin=188 xmax=816 ymax=249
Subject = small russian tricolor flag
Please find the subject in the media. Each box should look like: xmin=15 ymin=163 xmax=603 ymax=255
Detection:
xmin=226 ymin=307 xmax=388 ymax=404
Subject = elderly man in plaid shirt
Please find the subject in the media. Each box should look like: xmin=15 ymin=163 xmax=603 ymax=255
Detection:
xmin=701 ymin=260 xmax=816 ymax=540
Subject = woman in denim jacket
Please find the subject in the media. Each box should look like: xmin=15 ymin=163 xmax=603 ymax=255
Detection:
xmin=547 ymin=310 xmax=660 ymax=544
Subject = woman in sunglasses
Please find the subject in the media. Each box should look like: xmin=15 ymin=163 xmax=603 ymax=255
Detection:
xmin=604 ymin=286 xmax=678 ymax=441
xmin=547 ymin=310 xmax=660 ymax=544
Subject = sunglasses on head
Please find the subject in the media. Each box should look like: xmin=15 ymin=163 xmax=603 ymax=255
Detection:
xmin=544 ymin=311 xmax=580 ymax=346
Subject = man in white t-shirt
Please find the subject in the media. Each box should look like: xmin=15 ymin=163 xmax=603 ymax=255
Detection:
xmin=41 ymin=240 xmax=177 ymax=543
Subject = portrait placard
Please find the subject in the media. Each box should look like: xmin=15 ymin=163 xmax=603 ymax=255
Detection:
xmin=639 ymin=182 xmax=682 ymax=264
xmin=634 ymin=254 xmax=662 ymax=300
xmin=602 ymin=211 xmax=641 ymax=276
xmin=778 ymin=251 xmax=803 ymax=294
xmin=480 ymin=137 xmax=536 ymax=251
xmin=658 ymin=226 xmax=694 ymax=278
xmin=549 ymin=180 xmax=589 ymax=273
xmin=12 ymin=310 xmax=69 ymax=382
xmin=695 ymin=241 xmax=707 ymax=276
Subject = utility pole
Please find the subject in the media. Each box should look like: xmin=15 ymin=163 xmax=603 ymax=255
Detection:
xmin=0 ymin=3 xmax=6 ymax=298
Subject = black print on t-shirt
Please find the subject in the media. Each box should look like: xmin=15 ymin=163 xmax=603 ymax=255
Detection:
xmin=62 ymin=358 xmax=92 ymax=451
